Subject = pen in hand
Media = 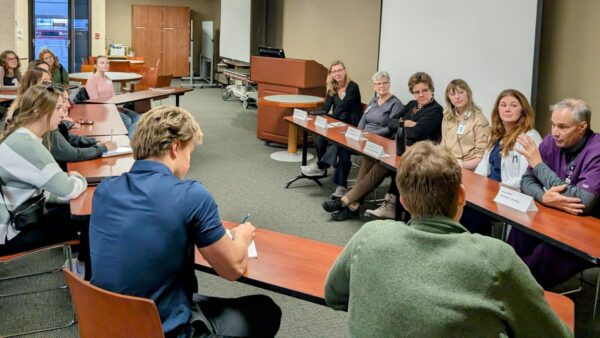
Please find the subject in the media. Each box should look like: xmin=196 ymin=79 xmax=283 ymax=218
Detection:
xmin=241 ymin=213 xmax=250 ymax=224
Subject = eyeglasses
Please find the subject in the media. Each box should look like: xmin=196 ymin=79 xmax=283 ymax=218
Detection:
xmin=330 ymin=68 xmax=346 ymax=74
xmin=374 ymin=81 xmax=389 ymax=87
xmin=6 ymin=57 xmax=17 ymax=61
xmin=412 ymin=88 xmax=431 ymax=95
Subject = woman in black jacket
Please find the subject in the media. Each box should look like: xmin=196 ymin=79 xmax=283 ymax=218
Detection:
xmin=301 ymin=60 xmax=362 ymax=197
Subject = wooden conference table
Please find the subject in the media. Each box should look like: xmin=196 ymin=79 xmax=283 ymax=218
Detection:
xmin=284 ymin=115 xmax=600 ymax=265
xmin=66 ymin=135 xmax=133 ymax=184
xmin=0 ymin=89 xmax=17 ymax=104
xmin=85 ymin=87 xmax=192 ymax=107
xmin=69 ymin=104 xmax=128 ymax=137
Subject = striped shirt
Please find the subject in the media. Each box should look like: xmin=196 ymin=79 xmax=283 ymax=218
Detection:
xmin=0 ymin=127 xmax=87 ymax=244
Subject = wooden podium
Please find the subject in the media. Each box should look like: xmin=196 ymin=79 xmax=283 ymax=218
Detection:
xmin=251 ymin=56 xmax=327 ymax=144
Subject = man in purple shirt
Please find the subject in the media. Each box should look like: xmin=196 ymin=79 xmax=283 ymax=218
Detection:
xmin=508 ymin=98 xmax=599 ymax=288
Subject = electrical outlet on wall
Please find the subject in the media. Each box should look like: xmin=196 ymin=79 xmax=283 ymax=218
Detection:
xmin=16 ymin=28 xmax=23 ymax=40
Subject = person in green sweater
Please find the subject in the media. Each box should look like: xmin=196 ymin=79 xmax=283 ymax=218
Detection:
xmin=324 ymin=141 xmax=572 ymax=337
xmin=39 ymin=48 xmax=69 ymax=85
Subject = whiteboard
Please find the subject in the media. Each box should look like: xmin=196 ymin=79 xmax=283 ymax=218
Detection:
xmin=220 ymin=0 xmax=251 ymax=63
xmin=202 ymin=21 xmax=213 ymax=59
xmin=379 ymin=0 xmax=540 ymax=119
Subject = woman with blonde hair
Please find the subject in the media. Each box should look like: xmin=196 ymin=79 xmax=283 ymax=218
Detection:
xmin=301 ymin=60 xmax=362 ymax=197
xmin=0 ymin=84 xmax=87 ymax=255
xmin=39 ymin=48 xmax=69 ymax=85
xmin=475 ymin=89 xmax=542 ymax=187
xmin=441 ymin=79 xmax=490 ymax=170
xmin=0 ymin=50 xmax=22 ymax=90
xmin=4 ymin=67 xmax=52 ymax=127
xmin=86 ymin=55 xmax=141 ymax=138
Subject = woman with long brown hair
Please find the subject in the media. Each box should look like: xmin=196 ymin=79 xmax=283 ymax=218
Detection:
xmin=38 ymin=48 xmax=69 ymax=85
xmin=474 ymin=89 xmax=542 ymax=187
xmin=0 ymin=50 xmax=22 ymax=91
xmin=0 ymin=84 xmax=87 ymax=255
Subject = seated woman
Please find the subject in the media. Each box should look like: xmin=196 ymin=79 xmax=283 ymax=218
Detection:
xmin=47 ymin=90 xmax=117 ymax=170
xmin=0 ymin=84 xmax=87 ymax=255
xmin=86 ymin=55 xmax=141 ymax=138
xmin=324 ymin=72 xmax=442 ymax=221
xmin=300 ymin=60 xmax=362 ymax=197
xmin=441 ymin=79 xmax=490 ymax=170
xmin=463 ymin=89 xmax=542 ymax=235
xmin=39 ymin=48 xmax=69 ymax=85
xmin=5 ymin=67 xmax=52 ymax=126
xmin=0 ymin=50 xmax=22 ymax=91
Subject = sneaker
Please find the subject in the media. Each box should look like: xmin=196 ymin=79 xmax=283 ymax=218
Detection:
xmin=365 ymin=193 xmax=396 ymax=219
xmin=331 ymin=207 xmax=360 ymax=221
xmin=301 ymin=162 xmax=326 ymax=177
xmin=322 ymin=198 xmax=344 ymax=213
xmin=331 ymin=185 xmax=349 ymax=199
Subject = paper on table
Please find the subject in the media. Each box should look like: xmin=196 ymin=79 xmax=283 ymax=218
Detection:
xmin=149 ymin=87 xmax=174 ymax=93
xmin=329 ymin=121 xmax=346 ymax=127
xmin=0 ymin=94 xmax=17 ymax=99
xmin=226 ymin=229 xmax=258 ymax=258
xmin=101 ymin=146 xmax=133 ymax=157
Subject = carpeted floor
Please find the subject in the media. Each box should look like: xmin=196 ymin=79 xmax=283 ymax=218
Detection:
xmin=2 ymin=82 xmax=599 ymax=337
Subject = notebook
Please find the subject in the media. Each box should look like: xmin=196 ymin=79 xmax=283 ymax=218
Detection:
xmin=101 ymin=146 xmax=133 ymax=157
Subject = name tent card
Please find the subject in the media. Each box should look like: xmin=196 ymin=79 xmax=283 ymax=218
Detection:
xmin=363 ymin=141 xmax=385 ymax=158
xmin=493 ymin=186 xmax=539 ymax=212
xmin=315 ymin=116 xmax=330 ymax=129
xmin=345 ymin=127 xmax=363 ymax=141
xmin=293 ymin=108 xmax=308 ymax=121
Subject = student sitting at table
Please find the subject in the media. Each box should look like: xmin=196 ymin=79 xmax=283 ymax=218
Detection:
xmin=320 ymin=70 xmax=402 ymax=221
xmin=324 ymin=141 xmax=572 ymax=337
xmin=90 ymin=106 xmax=281 ymax=337
xmin=353 ymin=72 xmax=443 ymax=220
xmin=508 ymin=98 xmax=599 ymax=288
xmin=0 ymin=84 xmax=87 ymax=255
xmin=39 ymin=48 xmax=69 ymax=85
xmin=86 ymin=55 xmax=141 ymax=138
xmin=0 ymin=50 xmax=22 ymax=91
xmin=46 ymin=89 xmax=117 ymax=171
xmin=300 ymin=60 xmax=362 ymax=198
xmin=5 ymin=67 xmax=52 ymax=127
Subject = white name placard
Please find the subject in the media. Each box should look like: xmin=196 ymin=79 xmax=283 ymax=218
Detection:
xmin=363 ymin=141 xmax=385 ymax=158
xmin=315 ymin=116 xmax=331 ymax=129
xmin=345 ymin=127 xmax=363 ymax=141
xmin=493 ymin=186 xmax=539 ymax=212
xmin=293 ymin=108 xmax=308 ymax=121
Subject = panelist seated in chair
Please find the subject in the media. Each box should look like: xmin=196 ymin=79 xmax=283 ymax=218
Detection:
xmin=0 ymin=84 xmax=87 ymax=256
xmin=320 ymin=70 xmax=403 ymax=221
xmin=85 ymin=55 xmax=141 ymax=139
xmin=90 ymin=106 xmax=281 ymax=338
xmin=301 ymin=60 xmax=362 ymax=198
xmin=324 ymin=141 xmax=572 ymax=337
xmin=507 ymin=98 xmax=599 ymax=289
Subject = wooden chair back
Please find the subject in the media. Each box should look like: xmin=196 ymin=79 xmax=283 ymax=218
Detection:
xmin=108 ymin=61 xmax=131 ymax=73
xmin=88 ymin=56 xmax=96 ymax=65
xmin=156 ymin=74 xmax=173 ymax=88
xmin=63 ymin=269 xmax=164 ymax=338
xmin=80 ymin=64 xmax=94 ymax=73
xmin=135 ymin=67 xmax=160 ymax=91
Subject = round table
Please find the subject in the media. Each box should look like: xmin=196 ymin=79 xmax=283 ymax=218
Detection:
xmin=260 ymin=94 xmax=324 ymax=162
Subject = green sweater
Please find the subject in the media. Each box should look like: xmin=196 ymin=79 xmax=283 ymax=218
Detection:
xmin=324 ymin=217 xmax=572 ymax=337
xmin=51 ymin=64 xmax=69 ymax=85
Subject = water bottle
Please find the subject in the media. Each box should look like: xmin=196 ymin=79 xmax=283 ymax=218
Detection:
xmin=396 ymin=119 xmax=406 ymax=156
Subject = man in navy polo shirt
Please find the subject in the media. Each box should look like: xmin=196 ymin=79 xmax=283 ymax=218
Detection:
xmin=90 ymin=106 xmax=281 ymax=337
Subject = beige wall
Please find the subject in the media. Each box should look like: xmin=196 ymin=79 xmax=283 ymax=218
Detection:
xmin=536 ymin=0 xmax=600 ymax=134
xmin=0 ymin=0 xmax=28 ymax=61
xmin=278 ymin=0 xmax=380 ymax=100
xmin=105 ymin=0 xmax=217 ymax=72
xmin=91 ymin=0 xmax=106 ymax=56
xmin=0 ymin=0 xmax=16 ymax=52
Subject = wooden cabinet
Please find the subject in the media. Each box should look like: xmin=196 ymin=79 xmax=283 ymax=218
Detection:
xmin=132 ymin=5 xmax=190 ymax=77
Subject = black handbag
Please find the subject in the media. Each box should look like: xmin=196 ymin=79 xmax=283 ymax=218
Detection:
xmin=0 ymin=177 xmax=46 ymax=231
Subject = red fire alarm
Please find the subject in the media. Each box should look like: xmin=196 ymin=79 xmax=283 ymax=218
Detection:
xmin=95 ymin=33 xmax=100 ymax=40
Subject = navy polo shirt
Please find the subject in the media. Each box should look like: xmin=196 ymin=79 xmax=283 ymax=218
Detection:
xmin=90 ymin=160 xmax=225 ymax=337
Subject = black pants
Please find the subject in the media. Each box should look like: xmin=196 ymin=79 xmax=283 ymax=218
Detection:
xmin=189 ymin=294 xmax=282 ymax=337
xmin=0 ymin=204 xmax=79 ymax=256
xmin=315 ymin=137 xmax=353 ymax=187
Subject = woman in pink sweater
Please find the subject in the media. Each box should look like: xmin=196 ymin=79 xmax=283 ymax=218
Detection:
xmin=86 ymin=55 xmax=140 ymax=138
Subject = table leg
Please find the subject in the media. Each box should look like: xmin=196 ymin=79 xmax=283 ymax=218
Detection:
xmin=302 ymin=130 xmax=308 ymax=165
xmin=288 ymin=124 xmax=298 ymax=154
xmin=176 ymin=95 xmax=180 ymax=106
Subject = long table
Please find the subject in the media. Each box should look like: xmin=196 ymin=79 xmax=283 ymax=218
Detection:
xmin=284 ymin=115 xmax=600 ymax=264
xmin=66 ymin=135 xmax=133 ymax=184
xmin=85 ymin=87 xmax=192 ymax=107
xmin=69 ymin=104 xmax=128 ymax=137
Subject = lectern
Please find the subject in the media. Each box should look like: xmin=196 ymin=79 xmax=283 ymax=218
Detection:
xmin=251 ymin=56 xmax=327 ymax=144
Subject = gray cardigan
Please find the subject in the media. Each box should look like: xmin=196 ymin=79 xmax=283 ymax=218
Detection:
xmin=358 ymin=95 xmax=403 ymax=138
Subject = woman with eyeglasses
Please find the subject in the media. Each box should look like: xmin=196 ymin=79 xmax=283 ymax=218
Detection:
xmin=301 ymin=60 xmax=362 ymax=198
xmin=86 ymin=55 xmax=141 ymax=138
xmin=324 ymin=72 xmax=443 ymax=221
xmin=0 ymin=50 xmax=22 ymax=91
xmin=39 ymin=48 xmax=69 ymax=85
xmin=321 ymin=71 xmax=403 ymax=221
xmin=0 ymin=84 xmax=87 ymax=255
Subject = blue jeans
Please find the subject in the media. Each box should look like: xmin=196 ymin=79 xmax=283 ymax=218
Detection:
xmin=118 ymin=107 xmax=141 ymax=139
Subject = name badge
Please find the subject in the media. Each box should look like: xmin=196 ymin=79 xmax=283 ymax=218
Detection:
xmin=363 ymin=141 xmax=385 ymax=158
xmin=493 ymin=186 xmax=539 ymax=212
xmin=292 ymin=108 xmax=308 ymax=121
xmin=345 ymin=127 xmax=363 ymax=141
xmin=315 ymin=116 xmax=330 ymax=129
xmin=456 ymin=123 xmax=466 ymax=135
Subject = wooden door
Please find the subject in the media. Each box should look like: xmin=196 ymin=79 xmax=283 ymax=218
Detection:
xmin=132 ymin=5 xmax=162 ymax=71
xmin=162 ymin=6 xmax=190 ymax=77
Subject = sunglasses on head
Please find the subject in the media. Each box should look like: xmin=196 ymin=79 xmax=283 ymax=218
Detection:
xmin=40 ymin=81 xmax=64 ymax=92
